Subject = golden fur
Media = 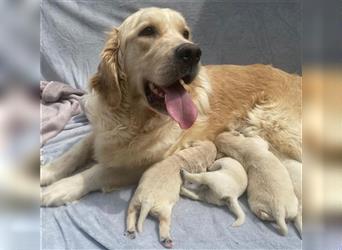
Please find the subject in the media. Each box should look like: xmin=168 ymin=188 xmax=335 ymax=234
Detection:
xmin=41 ymin=7 xmax=301 ymax=213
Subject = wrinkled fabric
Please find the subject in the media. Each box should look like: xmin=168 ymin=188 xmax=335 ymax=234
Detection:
xmin=40 ymin=81 xmax=85 ymax=145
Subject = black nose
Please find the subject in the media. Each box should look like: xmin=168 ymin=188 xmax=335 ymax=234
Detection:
xmin=175 ymin=43 xmax=201 ymax=66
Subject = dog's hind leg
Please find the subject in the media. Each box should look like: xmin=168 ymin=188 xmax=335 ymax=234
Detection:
xmin=126 ymin=200 xmax=139 ymax=239
xmin=157 ymin=206 xmax=173 ymax=249
xmin=41 ymin=133 xmax=94 ymax=186
xmin=180 ymin=187 xmax=202 ymax=201
xmin=294 ymin=212 xmax=302 ymax=238
xmin=224 ymin=197 xmax=245 ymax=227
xmin=180 ymin=169 xmax=205 ymax=185
xmin=275 ymin=207 xmax=288 ymax=236
xmin=137 ymin=202 xmax=152 ymax=233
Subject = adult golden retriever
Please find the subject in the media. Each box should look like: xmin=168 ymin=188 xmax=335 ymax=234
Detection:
xmin=41 ymin=7 xmax=301 ymax=213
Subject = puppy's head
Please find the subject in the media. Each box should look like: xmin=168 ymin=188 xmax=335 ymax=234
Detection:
xmin=90 ymin=7 xmax=201 ymax=129
xmin=215 ymin=132 xmax=270 ymax=160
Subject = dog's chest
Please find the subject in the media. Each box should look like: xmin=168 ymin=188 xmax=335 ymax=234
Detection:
xmin=93 ymin=121 xmax=182 ymax=168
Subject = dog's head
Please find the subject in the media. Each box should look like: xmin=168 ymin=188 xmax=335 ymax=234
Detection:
xmin=90 ymin=7 xmax=201 ymax=129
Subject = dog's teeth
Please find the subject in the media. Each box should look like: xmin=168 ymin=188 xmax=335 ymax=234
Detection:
xmin=147 ymin=82 xmax=165 ymax=98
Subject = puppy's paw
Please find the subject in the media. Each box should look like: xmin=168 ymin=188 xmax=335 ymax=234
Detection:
xmin=41 ymin=176 xmax=85 ymax=207
xmin=125 ymin=230 xmax=136 ymax=240
xmin=161 ymin=238 xmax=173 ymax=249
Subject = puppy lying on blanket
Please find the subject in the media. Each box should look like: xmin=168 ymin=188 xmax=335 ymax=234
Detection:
xmin=126 ymin=141 xmax=216 ymax=248
xmin=282 ymin=158 xmax=302 ymax=237
xmin=215 ymin=131 xmax=298 ymax=236
xmin=180 ymin=157 xmax=248 ymax=227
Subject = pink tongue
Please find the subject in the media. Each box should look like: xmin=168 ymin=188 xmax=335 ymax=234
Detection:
xmin=164 ymin=82 xmax=198 ymax=129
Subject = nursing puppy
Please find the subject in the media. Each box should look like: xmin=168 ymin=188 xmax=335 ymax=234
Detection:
xmin=282 ymin=158 xmax=302 ymax=237
xmin=215 ymin=131 xmax=298 ymax=235
xmin=126 ymin=141 xmax=216 ymax=248
xmin=180 ymin=157 xmax=247 ymax=226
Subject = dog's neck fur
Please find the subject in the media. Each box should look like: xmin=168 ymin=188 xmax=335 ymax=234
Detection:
xmin=85 ymin=66 xmax=212 ymax=148
xmin=85 ymin=79 xmax=173 ymax=137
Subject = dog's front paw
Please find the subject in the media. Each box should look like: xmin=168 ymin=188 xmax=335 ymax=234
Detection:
xmin=41 ymin=176 xmax=85 ymax=207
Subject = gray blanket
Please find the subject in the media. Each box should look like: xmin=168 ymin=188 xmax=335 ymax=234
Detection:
xmin=41 ymin=0 xmax=301 ymax=249
xmin=41 ymin=81 xmax=85 ymax=145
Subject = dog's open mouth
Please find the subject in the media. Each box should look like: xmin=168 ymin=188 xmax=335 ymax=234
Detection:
xmin=144 ymin=79 xmax=198 ymax=129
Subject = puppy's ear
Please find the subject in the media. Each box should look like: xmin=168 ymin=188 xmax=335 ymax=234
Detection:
xmin=90 ymin=28 xmax=123 ymax=108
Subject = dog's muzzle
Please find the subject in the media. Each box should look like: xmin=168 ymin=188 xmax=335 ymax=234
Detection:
xmin=174 ymin=43 xmax=201 ymax=84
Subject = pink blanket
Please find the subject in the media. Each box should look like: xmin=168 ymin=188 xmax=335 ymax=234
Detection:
xmin=40 ymin=81 xmax=85 ymax=146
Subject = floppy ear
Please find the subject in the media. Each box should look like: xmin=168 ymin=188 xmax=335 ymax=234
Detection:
xmin=89 ymin=28 xmax=123 ymax=108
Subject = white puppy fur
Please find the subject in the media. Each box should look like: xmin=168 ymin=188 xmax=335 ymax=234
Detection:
xmin=180 ymin=157 xmax=247 ymax=227
xmin=281 ymin=158 xmax=302 ymax=237
xmin=215 ymin=131 xmax=298 ymax=236
xmin=126 ymin=141 xmax=216 ymax=248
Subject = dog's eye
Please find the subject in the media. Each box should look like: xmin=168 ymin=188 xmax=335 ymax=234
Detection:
xmin=139 ymin=26 xmax=156 ymax=36
xmin=183 ymin=30 xmax=190 ymax=39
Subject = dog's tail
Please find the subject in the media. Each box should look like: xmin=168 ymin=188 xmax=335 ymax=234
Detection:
xmin=275 ymin=207 xmax=288 ymax=236
xmin=137 ymin=202 xmax=152 ymax=233
xmin=224 ymin=197 xmax=245 ymax=227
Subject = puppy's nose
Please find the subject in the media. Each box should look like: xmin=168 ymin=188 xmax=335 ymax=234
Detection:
xmin=175 ymin=43 xmax=201 ymax=66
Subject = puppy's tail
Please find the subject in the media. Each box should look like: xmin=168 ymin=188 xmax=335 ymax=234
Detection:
xmin=275 ymin=207 xmax=288 ymax=236
xmin=224 ymin=197 xmax=245 ymax=227
xmin=137 ymin=202 xmax=152 ymax=233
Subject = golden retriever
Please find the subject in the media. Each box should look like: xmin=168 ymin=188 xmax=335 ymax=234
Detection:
xmin=41 ymin=6 xmax=301 ymax=229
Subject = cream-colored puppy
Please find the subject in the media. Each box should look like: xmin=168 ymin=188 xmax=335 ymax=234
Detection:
xmin=126 ymin=141 xmax=216 ymax=248
xmin=180 ymin=157 xmax=247 ymax=226
xmin=215 ymin=131 xmax=298 ymax=236
xmin=282 ymin=158 xmax=302 ymax=237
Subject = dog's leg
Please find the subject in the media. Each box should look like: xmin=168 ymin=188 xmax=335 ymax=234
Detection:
xmin=224 ymin=197 xmax=245 ymax=227
xmin=294 ymin=211 xmax=302 ymax=238
xmin=41 ymin=133 xmax=94 ymax=186
xmin=275 ymin=207 xmax=288 ymax=236
xmin=137 ymin=202 xmax=152 ymax=233
xmin=41 ymin=163 xmax=141 ymax=207
xmin=158 ymin=206 xmax=173 ymax=249
xmin=126 ymin=201 xmax=138 ymax=239
xmin=180 ymin=186 xmax=201 ymax=201
xmin=180 ymin=169 xmax=204 ymax=185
